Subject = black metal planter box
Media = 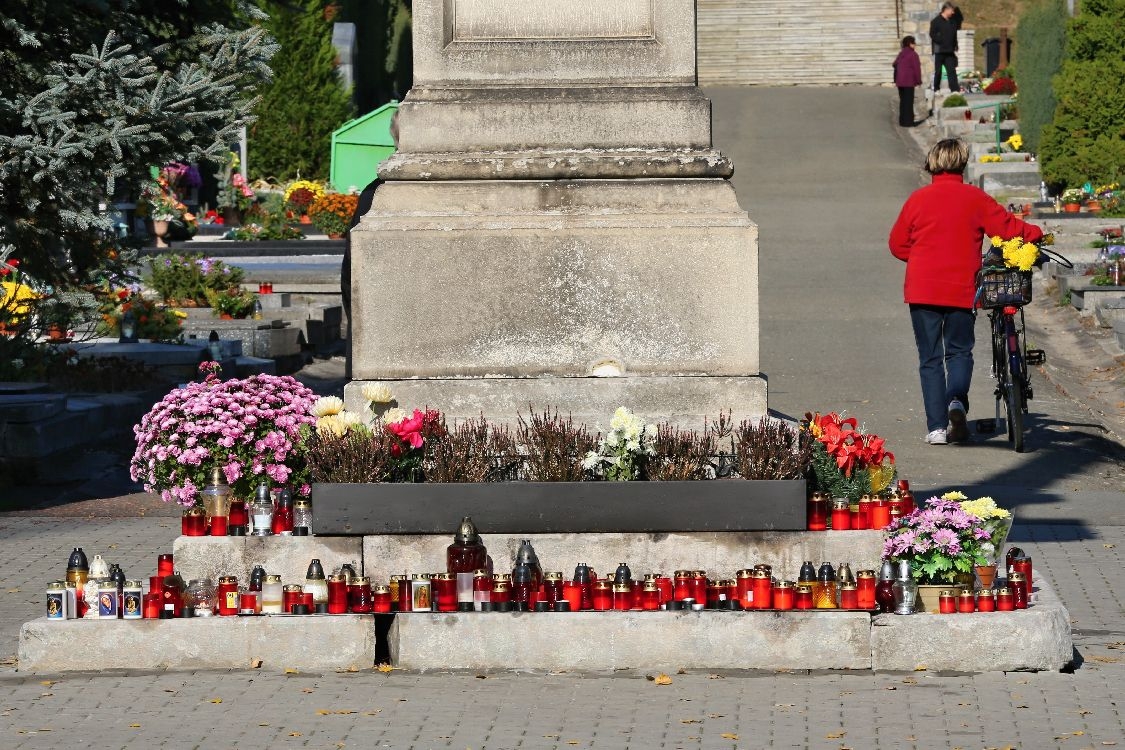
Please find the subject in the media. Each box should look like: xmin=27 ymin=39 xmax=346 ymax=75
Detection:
xmin=311 ymin=480 xmax=806 ymax=535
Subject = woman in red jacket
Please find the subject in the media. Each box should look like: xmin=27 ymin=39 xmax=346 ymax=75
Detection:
xmin=889 ymin=138 xmax=1043 ymax=445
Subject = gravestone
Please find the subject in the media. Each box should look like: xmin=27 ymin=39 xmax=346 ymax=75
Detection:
xmin=346 ymin=0 xmax=765 ymax=425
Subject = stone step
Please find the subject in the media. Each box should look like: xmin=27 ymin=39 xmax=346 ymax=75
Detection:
xmin=1093 ymin=296 xmax=1125 ymax=328
xmin=234 ymin=355 xmax=279 ymax=377
xmin=174 ymin=535 xmax=363 ymax=586
xmin=0 ymin=393 xmax=67 ymax=423
xmin=1115 ymin=319 xmax=1125 ymax=349
xmin=1069 ymin=286 xmax=1125 ymax=317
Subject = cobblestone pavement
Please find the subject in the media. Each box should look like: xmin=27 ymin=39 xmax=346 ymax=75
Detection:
xmin=1 ymin=517 xmax=1123 ymax=749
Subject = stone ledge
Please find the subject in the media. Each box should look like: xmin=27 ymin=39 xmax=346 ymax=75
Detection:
xmin=869 ymin=575 xmax=1073 ymax=672
xmin=18 ymin=615 xmax=376 ymax=673
xmin=362 ymin=530 xmax=885 ymax=584
xmin=172 ymin=536 xmax=363 ymax=585
xmin=390 ymin=610 xmax=872 ymax=672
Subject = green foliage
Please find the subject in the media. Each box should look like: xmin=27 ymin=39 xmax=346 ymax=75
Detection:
xmin=249 ymin=1 xmax=355 ymax=181
xmin=0 ymin=1 xmax=277 ymax=290
xmin=1039 ymin=0 xmax=1125 ymax=188
xmin=146 ymin=254 xmax=246 ymax=306
xmin=943 ymin=93 xmax=968 ymax=107
xmin=341 ymin=0 xmax=413 ymax=113
xmin=204 ymin=288 xmax=257 ymax=318
xmin=807 ymin=443 xmax=871 ymax=502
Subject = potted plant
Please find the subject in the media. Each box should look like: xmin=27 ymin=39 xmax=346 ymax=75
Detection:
xmin=308 ymin=192 xmax=359 ymax=238
xmin=1061 ymin=188 xmax=1085 ymax=213
xmin=214 ymin=152 xmax=256 ymax=226
xmin=881 ymin=496 xmax=997 ymax=612
xmin=205 ymin=288 xmax=257 ymax=319
xmin=940 ymin=491 xmax=1013 ymax=587
xmin=283 ymin=179 xmax=325 ymax=224
xmin=802 ymin=410 xmax=895 ymax=504
xmin=141 ymin=176 xmax=195 ymax=247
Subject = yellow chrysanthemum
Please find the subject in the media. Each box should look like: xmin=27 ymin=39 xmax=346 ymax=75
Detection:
xmin=316 ymin=414 xmax=346 ymax=436
xmin=941 ymin=490 xmax=968 ymax=500
xmin=990 ymin=236 xmax=1003 ymax=248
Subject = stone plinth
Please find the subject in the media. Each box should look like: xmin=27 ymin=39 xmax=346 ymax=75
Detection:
xmin=869 ymin=575 xmax=1073 ymax=672
xmin=18 ymin=615 xmax=375 ymax=672
xmin=363 ymin=531 xmax=884 ymax=584
xmin=172 ymin=536 xmax=363 ymax=585
xmin=391 ymin=610 xmax=872 ymax=671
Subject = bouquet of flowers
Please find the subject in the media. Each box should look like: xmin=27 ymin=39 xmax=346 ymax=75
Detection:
xmin=141 ymin=176 xmax=192 ymax=225
xmin=215 ymin=153 xmax=255 ymax=214
xmin=131 ymin=374 xmax=317 ymax=506
xmin=284 ymin=179 xmax=326 ymax=217
xmin=582 ymin=406 xmax=657 ymax=481
xmin=308 ymin=192 xmax=359 ymax=236
xmin=942 ymin=491 xmax=1013 ymax=566
xmin=987 ymin=235 xmax=1041 ymax=271
xmin=98 ymin=287 xmax=185 ymax=342
xmin=882 ymin=496 xmax=994 ymax=583
xmin=802 ymin=410 xmax=895 ymax=501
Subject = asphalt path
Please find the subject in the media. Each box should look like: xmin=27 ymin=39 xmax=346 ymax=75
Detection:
xmin=708 ymin=86 xmax=1125 ymax=524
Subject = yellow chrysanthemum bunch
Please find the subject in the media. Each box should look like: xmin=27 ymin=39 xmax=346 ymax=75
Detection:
xmin=284 ymin=179 xmax=326 ymax=203
xmin=960 ymin=496 xmax=1012 ymax=520
xmin=979 ymin=154 xmax=1002 ymax=163
xmin=1005 ymin=133 xmax=1023 ymax=152
xmin=989 ymin=235 xmax=1040 ymax=271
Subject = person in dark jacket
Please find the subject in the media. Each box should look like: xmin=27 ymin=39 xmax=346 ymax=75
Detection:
xmin=929 ymin=3 xmax=962 ymax=93
xmin=893 ymin=36 xmax=923 ymax=127
xmin=889 ymin=138 xmax=1043 ymax=445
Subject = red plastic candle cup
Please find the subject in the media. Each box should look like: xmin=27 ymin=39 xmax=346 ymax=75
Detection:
xmin=392 ymin=576 xmax=408 ymax=611
xmin=433 ymin=573 xmax=457 ymax=613
xmin=1008 ymin=573 xmax=1029 ymax=609
xmin=641 ymin=585 xmax=660 ymax=610
xmin=239 ymin=592 xmax=257 ymax=614
xmin=491 ymin=582 xmax=511 ymax=605
xmin=736 ymin=570 xmax=754 ymax=608
xmin=162 ymin=579 xmax=183 ymax=618
xmin=806 ymin=493 xmax=829 ymax=531
xmin=850 ymin=503 xmax=867 ymax=530
xmin=795 ymin=585 xmax=814 ymax=610
xmin=705 ymin=582 xmax=722 ymax=608
xmin=228 ymin=500 xmax=248 ymax=528
xmin=372 ymin=585 xmax=391 ymax=613
xmin=473 ymin=571 xmax=492 ymax=607
xmin=888 ymin=496 xmax=906 ymax=517
xmin=856 ymin=571 xmax=877 ymax=610
xmin=149 ymin=575 xmax=164 ymax=594
xmin=327 ymin=575 xmax=349 ymax=614
xmin=209 ymin=515 xmax=229 ymax=536
xmin=691 ymin=572 xmax=708 ymax=604
xmin=143 ymin=591 xmax=161 ymax=619
xmin=977 ymin=590 xmax=996 ymax=612
xmin=939 ymin=591 xmax=956 ymax=615
xmin=613 ymin=584 xmax=632 ymax=611
xmin=157 ymin=554 xmax=174 ymax=578
xmin=258 ymin=282 xmax=267 ymax=294
xmin=182 ymin=510 xmax=206 ymax=536
xmin=839 ymin=584 xmax=859 ymax=610
xmin=349 ymin=579 xmax=373 ymax=614
xmin=831 ymin=500 xmax=851 ymax=531
xmin=217 ymin=576 xmax=238 ymax=616
xmin=996 ymin=588 xmax=1015 ymax=611
xmin=1011 ymin=557 xmax=1032 ymax=587
xmin=772 ymin=582 xmax=795 ymax=610
xmin=858 ymin=497 xmax=872 ymax=529
xmin=591 ymin=582 xmax=612 ymax=611
xmin=562 ymin=581 xmax=582 ymax=611
xmin=654 ymin=576 xmax=673 ymax=604
xmin=282 ymin=584 xmax=303 ymax=613
xmin=751 ymin=572 xmax=772 ymax=610
xmin=869 ymin=500 xmax=891 ymax=529
xmin=674 ymin=572 xmax=693 ymax=601
xmin=300 ymin=592 xmax=314 ymax=611
xmin=957 ymin=591 xmax=976 ymax=614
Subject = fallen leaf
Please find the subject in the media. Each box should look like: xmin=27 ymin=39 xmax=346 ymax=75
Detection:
xmin=108 ymin=544 xmax=118 ymax=549
xmin=337 ymin=666 xmax=358 ymax=673
xmin=651 ymin=673 xmax=673 ymax=685
xmin=209 ymin=698 xmax=223 ymax=704
xmin=129 ymin=723 xmax=141 ymax=728
xmin=163 ymin=689 xmax=176 ymax=693
xmin=1102 ymin=741 xmax=1117 ymax=745
xmin=913 ymin=665 xmax=927 ymax=671
xmin=301 ymin=688 xmax=314 ymax=694
xmin=289 ymin=732 xmax=302 ymax=737
xmin=826 ymin=731 xmax=847 ymax=739
xmin=259 ymin=723 xmax=270 ymax=727
xmin=1105 ymin=544 xmax=1116 ymax=549
xmin=680 ymin=719 xmax=702 ymax=724
xmin=284 ymin=668 xmax=299 ymax=675
xmin=901 ymin=678 xmax=917 ymax=685
xmin=566 ymin=741 xmax=579 ymax=746
xmin=250 ymin=658 xmax=262 ymax=669
xmin=1088 ymin=655 xmax=1121 ymax=663
xmin=475 ymin=674 xmax=487 ymax=679
xmin=708 ymin=674 xmax=724 ymax=679
xmin=884 ymin=686 xmax=897 ymax=691
xmin=543 ymin=735 xmax=560 ymax=739
xmin=39 ymin=681 xmax=54 ymax=686
xmin=1079 ymin=710 xmax=1094 ymax=716
xmin=707 ymin=713 xmax=725 ymax=719
xmin=677 ymin=668 xmax=687 ymax=675
xmin=317 ymin=710 xmax=331 ymax=716
xmin=39 ymin=693 xmax=53 ymax=698
xmin=7 ymin=589 xmax=21 ymax=594
xmin=376 ymin=663 xmax=394 ymax=673
xmin=721 ymin=733 xmax=739 ymax=740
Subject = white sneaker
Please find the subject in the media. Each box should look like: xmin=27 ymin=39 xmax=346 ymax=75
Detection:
xmin=947 ymin=400 xmax=968 ymax=443
xmin=926 ymin=429 xmax=948 ymax=445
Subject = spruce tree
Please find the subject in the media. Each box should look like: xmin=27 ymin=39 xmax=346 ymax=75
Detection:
xmin=1014 ymin=0 xmax=1068 ymax=155
xmin=1038 ymin=0 xmax=1125 ymax=188
xmin=0 ymin=1 xmax=277 ymax=287
xmin=248 ymin=1 xmax=355 ymax=182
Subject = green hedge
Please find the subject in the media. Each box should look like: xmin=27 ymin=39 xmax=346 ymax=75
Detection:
xmin=1014 ymin=0 xmax=1067 ymax=154
xmin=1039 ymin=0 xmax=1125 ymax=188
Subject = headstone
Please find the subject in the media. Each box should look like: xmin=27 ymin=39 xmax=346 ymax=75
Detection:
xmin=347 ymin=0 xmax=765 ymax=426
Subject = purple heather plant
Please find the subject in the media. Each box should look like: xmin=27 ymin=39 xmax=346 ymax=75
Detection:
xmin=130 ymin=374 xmax=317 ymax=506
xmin=881 ymin=497 xmax=993 ymax=583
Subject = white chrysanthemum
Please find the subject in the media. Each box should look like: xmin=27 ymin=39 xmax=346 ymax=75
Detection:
xmin=643 ymin=423 xmax=657 ymax=439
xmin=605 ymin=431 xmax=620 ymax=448
xmin=382 ymin=407 xmax=407 ymax=425
xmin=610 ymin=406 xmax=632 ymax=431
xmin=582 ymin=452 xmax=601 ymax=470
xmin=316 ymin=414 xmax=347 ymax=436
xmin=311 ymin=396 xmax=344 ymax=418
xmin=625 ymin=439 xmax=640 ymax=453
xmin=338 ymin=411 xmax=365 ymax=432
xmin=362 ymin=383 xmax=393 ymax=404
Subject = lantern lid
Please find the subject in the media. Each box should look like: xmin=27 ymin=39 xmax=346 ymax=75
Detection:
xmin=453 ymin=516 xmax=481 ymax=544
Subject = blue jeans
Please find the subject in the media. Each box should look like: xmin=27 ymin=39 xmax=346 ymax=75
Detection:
xmin=910 ymin=304 xmax=974 ymax=432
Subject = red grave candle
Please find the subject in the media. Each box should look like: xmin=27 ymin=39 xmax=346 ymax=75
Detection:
xmin=807 ymin=493 xmax=829 ymax=531
xmin=939 ymin=590 xmax=956 ymax=614
xmin=433 ymin=573 xmax=457 ymax=613
xmin=641 ymin=584 xmax=660 ymax=610
xmin=977 ymin=589 xmax=996 ymax=612
xmin=858 ymin=497 xmax=873 ymax=529
xmin=850 ymin=503 xmax=866 ymax=530
xmin=772 ymin=582 xmax=795 ymax=610
xmin=1011 ymin=557 xmax=1032 ymax=587
xmin=228 ymin=499 xmax=248 ymax=529
xmin=562 ymin=581 xmax=582 ymax=610
xmin=831 ymin=500 xmax=851 ymax=531
xmin=591 ymin=582 xmax=612 ymax=611
xmin=239 ymin=592 xmax=257 ymax=614
xmin=217 ymin=576 xmax=238 ymax=616
xmin=613 ymin=584 xmax=632 ymax=611
xmin=856 ymin=570 xmax=877 ymax=610
xmin=157 ymin=554 xmax=174 ymax=578
xmin=327 ymin=575 xmax=349 ymax=614
xmin=839 ymin=584 xmax=859 ymax=609
xmin=957 ymin=591 xmax=976 ymax=614
xmin=143 ymin=591 xmax=161 ymax=619
xmin=996 ymin=587 xmax=1015 ymax=611
xmin=372 ymin=585 xmax=391 ymax=614
xmin=490 ymin=582 xmax=511 ymax=605
xmin=691 ymin=572 xmax=708 ymax=603
xmin=282 ymin=584 xmax=303 ymax=613
xmin=654 ymin=576 xmax=673 ymax=604
xmin=751 ymin=571 xmax=772 ymax=610
xmin=300 ymin=592 xmax=314 ymax=610
xmin=349 ymin=578 xmax=373 ymax=614
xmin=674 ymin=571 xmax=693 ymax=601
xmin=182 ymin=509 xmax=207 ymax=536
xmin=795 ymin=585 xmax=814 ymax=610
xmin=1008 ymin=572 xmax=1029 ymax=609
xmin=869 ymin=500 xmax=891 ymax=530
xmin=209 ymin=515 xmax=229 ymax=536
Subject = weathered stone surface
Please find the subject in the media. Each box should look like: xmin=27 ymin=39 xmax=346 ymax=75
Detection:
xmin=173 ymin=536 xmax=363 ymax=586
xmin=362 ymin=531 xmax=885 ymax=584
xmin=412 ymin=0 xmax=695 ymax=87
xmin=350 ymin=180 xmax=759 ymax=379
xmin=390 ymin=610 xmax=872 ymax=671
xmin=869 ymin=575 xmax=1073 ymax=672
xmin=18 ymin=615 xmax=375 ymax=672
xmin=0 ymin=394 xmax=67 ymax=423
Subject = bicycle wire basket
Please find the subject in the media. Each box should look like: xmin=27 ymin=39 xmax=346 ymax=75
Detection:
xmin=978 ymin=267 xmax=1032 ymax=308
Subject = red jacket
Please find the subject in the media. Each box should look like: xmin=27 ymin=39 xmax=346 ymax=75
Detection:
xmin=889 ymin=173 xmax=1044 ymax=308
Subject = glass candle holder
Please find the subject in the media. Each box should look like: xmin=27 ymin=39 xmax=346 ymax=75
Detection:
xmin=641 ymin=583 xmax=660 ymax=610
xmin=261 ymin=575 xmax=283 ymax=614
xmin=772 ymin=581 xmax=795 ymax=610
xmin=654 ymin=575 xmax=672 ymax=604
xmin=490 ymin=582 xmax=511 ymax=605
xmin=869 ymin=500 xmax=891 ymax=529
xmin=282 ymin=584 xmax=303 ymax=613
xmin=674 ymin=571 xmax=693 ymax=601
xmin=433 ymin=573 xmax=457 ymax=613
xmin=849 ymin=503 xmax=865 ymax=530
xmin=856 ymin=570 xmax=877 ymax=610
xmin=293 ymin=499 xmax=313 ymax=535
xmin=182 ymin=508 xmax=207 ymax=536
xmin=209 ymin=515 xmax=229 ymax=536
xmin=891 ymin=577 xmax=918 ymax=615
xmin=372 ymin=585 xmax=392 ymax=613
xmin=735 ymin=569 xmax=753 ymax=608
xmin=1011 ymin=557 xmax=1032 ymax=587
xmin=239 ymin=592 xmax=258 ymax=615
xmin=562 ymin=581 xmax=582 ymax=610
xmin=157 ymin=554 xmax=174 ymax=578
xmin=591 ymin=581 xmax=611 ymax=611
xmin=806 ymin=492 xmax=829 ymax=531
xmin=691 ymin=572 xmax=708 ymax=603
xmin=228 ymin=500 xmax=248 ymax=531
xmin=217 ymin=576 xmax=239 ymax=616
xmin=996 ymin=587 xmax=1015 ymax=611
xmin=143 ymin=591 xmax=161 ymax=619
xmin=939 ymin=590 xmax=956 ymax=614
xmin=613 ymin=583 xmax=632 ymax=611
xmin=795 ymin=585 xmax=814 ymax=610
xmin=830 ymin=499 xmax=851 ymax=530
xmin=858 ymin=496 xmax=873 ymax=529
xmin=327 ymin=574 xmax=349 ymax=614
xmin=957 ymin=591 xmax=976 ymax=614
xmin=751 ymin=571 xmax=772 ymax=609
xmin=839 ymin=583 xmax=859 ymax=610
xmin=705 ymin=582 xmax=721 ymax=608
xmin=391 ymin=575 xmax=407 ymax=611
xmin=977 ymin=589 xmax=996 ymax=612
xmin=185 ymin=578 xmax=217 ymax=616
xmin=349 ymin=578 xmax=373 ymax=614
xmin=250 ymin=495 xmax=274 ymax=536
xmin=1007 ymin=572 xmax=1029 ymax=609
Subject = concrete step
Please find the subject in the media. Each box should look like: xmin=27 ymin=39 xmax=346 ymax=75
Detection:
xmin=1094 ymin=296 xmax=1125 ymax=328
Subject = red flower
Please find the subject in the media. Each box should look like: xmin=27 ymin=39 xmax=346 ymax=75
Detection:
xmin=117 ymin=289 xmax=130 ymax=300
xmin=8 ymin=258 xmax=19 ymax=267
xmin=387 ymin=409 xmax=426 ymax=449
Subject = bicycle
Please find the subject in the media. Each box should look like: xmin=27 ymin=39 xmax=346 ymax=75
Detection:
xmin=974 ymin=240 xmax=1072 ymax=452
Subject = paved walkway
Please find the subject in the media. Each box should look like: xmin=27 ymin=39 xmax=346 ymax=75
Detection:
xmin=2 ymin=87 xmax=1125 ymax=748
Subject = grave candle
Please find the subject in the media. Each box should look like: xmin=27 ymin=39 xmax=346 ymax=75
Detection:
xmin=977 ymin=589 xmax=996 ymax=612
xmin=674 ymin=570 xmax=693 ymax=602
xmin=831 ymin=499 xmax=851 ymax=530
xmin=751 ymin=570 xmax=772 ymax=609
xmin=869 ymin=499 xmax=891 ymax=529
xmin=641 ymin=582 xmax=660 ymax=610
xmin=858 ymin=496 xmax=873 ymax=529
xmin=327 ymin=574 xmax=349 ymax=614
xmin=372 ymin=585 xmax=392 ymax=613
xmin=856 ymin=570 xmax=877 ymax=610
xmin=795 ymin=585 xmax=814 ymax=609
xmin=939 ymin=590 xmax=956 ymax=614
xmin=772 ymin=581 xmax=795 ymax=610
xmin=349 ymin=578 xmax=373 ymax=614
xmin=996 ymin=587 xmax=1015 ymax=611
xmin=957 ymin=590 xmax=976 ymax=614
xmin=736 ymin=569 xmax=753 ymax=608
xmin=261 ymin=575 xmax=283 ymax=614
xmin=157 ymin=554 xmax=174 ymax=578
xmin=807 ymin=492 xmax=828 ymax=531
xmin=839 ymin=583 xmax=859 ymax=609
xmin=182 ymin=508 xmax=207 ymax=536
xmin=613 ymin=583 xmax=632 ymax=611
xmin=591 ymin=581 xmax=611 ymax=611
xmin=217 ymin=576 xmax=239 ymax=616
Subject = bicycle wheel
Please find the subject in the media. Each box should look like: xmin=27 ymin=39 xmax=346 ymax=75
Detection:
xmin=1005 ymin=379 xmax=1024 ymax=452
xmin=1002 ymin=314 xmax=1027 ymax=452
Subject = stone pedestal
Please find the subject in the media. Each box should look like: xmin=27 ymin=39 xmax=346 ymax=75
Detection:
xmin=346 ymin=0 xmax=764 ymax=426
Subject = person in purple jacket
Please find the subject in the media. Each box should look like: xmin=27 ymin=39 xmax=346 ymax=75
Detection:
xmin=893 ymin=36 xmax=923 ymax=127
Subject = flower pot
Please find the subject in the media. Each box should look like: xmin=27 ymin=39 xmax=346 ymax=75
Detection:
xmin=328 ymin=233 xmax=344 ymax=240
xmin=152 ymin=219 xmax=170 ymax=247
xmin=299 ymin=214 xmax=312 ymax=225
xmin=47 ymin=324 xmax=66 ymax=341
xmin=221 ymin=206 xmax=241 ymax=227
xmin=1063 ymin=203 xmax=1081 ymax=213
xmin=1086 ymin=201 xmax=1101 ymax=213
xmin=975 ymin=564 xmax=997 ymax=589
xmin=219 ymin=313 xmax=233 ymax=320
xmin=915 ymin=584 xmax=947 ymax=614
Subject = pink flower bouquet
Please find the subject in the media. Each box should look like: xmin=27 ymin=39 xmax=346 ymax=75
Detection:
xmin=881 ymin=497 xmax=994 ymax=583
xmin=131 ymin=374 xmax=317 ymax=506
